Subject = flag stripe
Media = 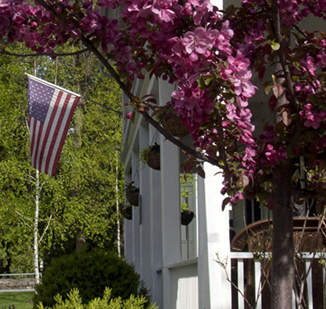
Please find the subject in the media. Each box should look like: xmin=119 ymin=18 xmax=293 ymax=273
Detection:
xmin=33 ymin=121 xmax=43 ymax=170
xmin=37 ymin=90 xmax=65 ymax=174
xmin=47 ymin=95 xmax=79 ymax=175
xmin=30 ymin=118 xmax=40 ymax=169
xmin=34 ymin=91 xmax=61 ymax=172
xmin=28 ymin=116 xmax=35 ymax=165
xmin=29 ymin=117 xmax=35 ymax=166
xmin=44 ymin=93 xmax=71 ymax=175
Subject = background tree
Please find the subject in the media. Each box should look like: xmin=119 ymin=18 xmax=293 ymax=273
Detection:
xmin=0 ymin=44 xmax=124 ymax=272
xmin=0 ymin=49 xmax=35 ymax=272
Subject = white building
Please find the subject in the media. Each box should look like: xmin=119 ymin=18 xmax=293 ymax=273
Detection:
xmin=121 ymin=75 xmax=232 ymax=309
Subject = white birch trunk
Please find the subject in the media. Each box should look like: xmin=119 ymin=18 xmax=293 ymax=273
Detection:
xmin=34 ymin=169 xmax=40 ymax=285
xmin=116 ymin=151 xmax=121 ymax=257
xmin=33 ymin=62 xmax=40 ymax=285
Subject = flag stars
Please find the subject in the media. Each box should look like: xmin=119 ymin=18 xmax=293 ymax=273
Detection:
xmin=28 ymin=79 xmax=55 ymax=122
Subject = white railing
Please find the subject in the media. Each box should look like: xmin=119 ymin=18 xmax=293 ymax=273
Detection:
xmin=230 ymin=252 xmax=326 ymax=309
xmin=0 ymin=273 xmax=37 ymax=292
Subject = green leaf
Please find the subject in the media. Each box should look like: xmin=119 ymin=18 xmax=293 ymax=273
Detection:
xmin=270 ymin=41 xmax=280 ymax=51
xmin=265 ymin=85 xmax=273 ymax=95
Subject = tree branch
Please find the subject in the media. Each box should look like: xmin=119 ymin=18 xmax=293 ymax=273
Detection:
xmin=272 ymin=0 xmax=299 ymax=108
xmin=38 ymin=213 xmax=54 ymax=244
xmin=14 ymin=210 xmax=32 ymax=230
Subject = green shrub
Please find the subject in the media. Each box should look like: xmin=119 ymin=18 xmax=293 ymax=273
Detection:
xmin=34 ymin=250 xmax=149 ymax=308
xmin=37 ymin=287 xmax=157 ymax=309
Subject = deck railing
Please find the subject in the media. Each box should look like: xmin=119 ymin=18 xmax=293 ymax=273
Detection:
xmin=230 ymin=252 xmax=326 ymax=309
xmin=0 ymin=273 xmax=37 ymax=292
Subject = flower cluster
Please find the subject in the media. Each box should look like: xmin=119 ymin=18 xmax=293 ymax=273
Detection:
xmin=299 ymin=104 xmax=326 ymax=129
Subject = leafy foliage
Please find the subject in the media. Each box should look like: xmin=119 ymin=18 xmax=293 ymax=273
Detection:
xmin=33 ymin=250 xmax=149 ymax=309
xmin=180 ymin=174 xmax=196 ymax=212
xmin=124 ymin=182 xmax=139 ymax=194
xmin=139 ymin=144 xmax=160 ymax=168
xmin=0 ymin=46 xmax=36 ymax=272
xmin=37 ymin=287 xmax=157 ymax=309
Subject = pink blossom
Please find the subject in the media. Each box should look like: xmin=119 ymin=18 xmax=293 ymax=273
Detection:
xmin=300 ymin=55 xmax=317 ymax=77
xmin=183 ymin=27 xmax=215 ymax=55
xmin=226 ymin=104 xmax=240 ymax=121
xmin=304 ymin=114 xmax=321 ymax=129
xmin=192 ymin=0 xmax=214 ymax=25
xmin=230 ymin=193 xmax=244 ymax=205
xmin=265 ymin=144 xmax=278 ymax=166
xmin=317 ymin=50 xmax=326 ymax=66
xmin=12 ymin=12 xmax=25 ymax=24
xmin=80 ymin=11 xmax=102 ymax=34
xmin=299 ymin=103 xmax=324 ymax=129
xmin=151 ymin=0 xmax=176 ymax=23
xmin=214 ymin=21 xmax=234 ymax=56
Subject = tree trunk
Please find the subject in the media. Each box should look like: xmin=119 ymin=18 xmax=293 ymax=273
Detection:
xmin=115 ymin=150 xmax=121 ymax=257
xmin=34 ymin=169 xmax=40 ymax=285
xmin=75 ymin=231 xmax=86 ymax=253
xmin=271 ymin=161 xmax=294 ymax=308
xmin=33 ymin=61 xmax=40 ymax=286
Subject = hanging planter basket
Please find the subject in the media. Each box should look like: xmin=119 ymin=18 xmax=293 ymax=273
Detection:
xmin=126 ymin=192 xmax=139 ymax=206
xmin=161 ymin=114 xmax=189 ymax=137
xmin=181 ymin=210 xmax=195 ymax=226
xmin=125 ymin=182 xmax=140 ymax=206
xmin=147 ymin=150 xmax=160 ymax=170
xmin=121 ymin=205 xmax=133 ymax=220
xmin=140 ymin=143 xmax=160 ymax=170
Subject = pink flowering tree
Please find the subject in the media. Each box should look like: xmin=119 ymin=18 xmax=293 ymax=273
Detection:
xmin=1 ymin=0 xmax=326 ymax=307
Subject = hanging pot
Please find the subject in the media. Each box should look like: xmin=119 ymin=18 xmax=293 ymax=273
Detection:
xmin=161 ymin=114 xmax=189 ymax=137
xmin=181 ymin=210 xmax=195 ymax=226
xmin=121 ymin=205 xmax=132 ymax=220
xmin=126 ymin=192 xmax=139 ymax=206
xmin=147 ymin=150 xmax=160 ymax=170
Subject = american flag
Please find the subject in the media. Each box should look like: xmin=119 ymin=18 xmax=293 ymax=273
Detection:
xmin=27 ymin=74 xmax=80 ymax=176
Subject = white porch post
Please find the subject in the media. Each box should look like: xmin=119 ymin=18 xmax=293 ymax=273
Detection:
xmin=132 ymin=139 xmax=142 ymax=273
xmin=159 ymin=79 xmax=182 ymax=309
xmin=197 ymin=164 xmax=231 ymax=309
xmin=139 ymin=123 xmax=154 ymax=291
xmin=150 ymin=156 xmax=163 ymax=309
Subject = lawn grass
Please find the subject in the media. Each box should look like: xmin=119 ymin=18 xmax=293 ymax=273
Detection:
xmin=0 ymin=292 xmax=34 ymax=309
